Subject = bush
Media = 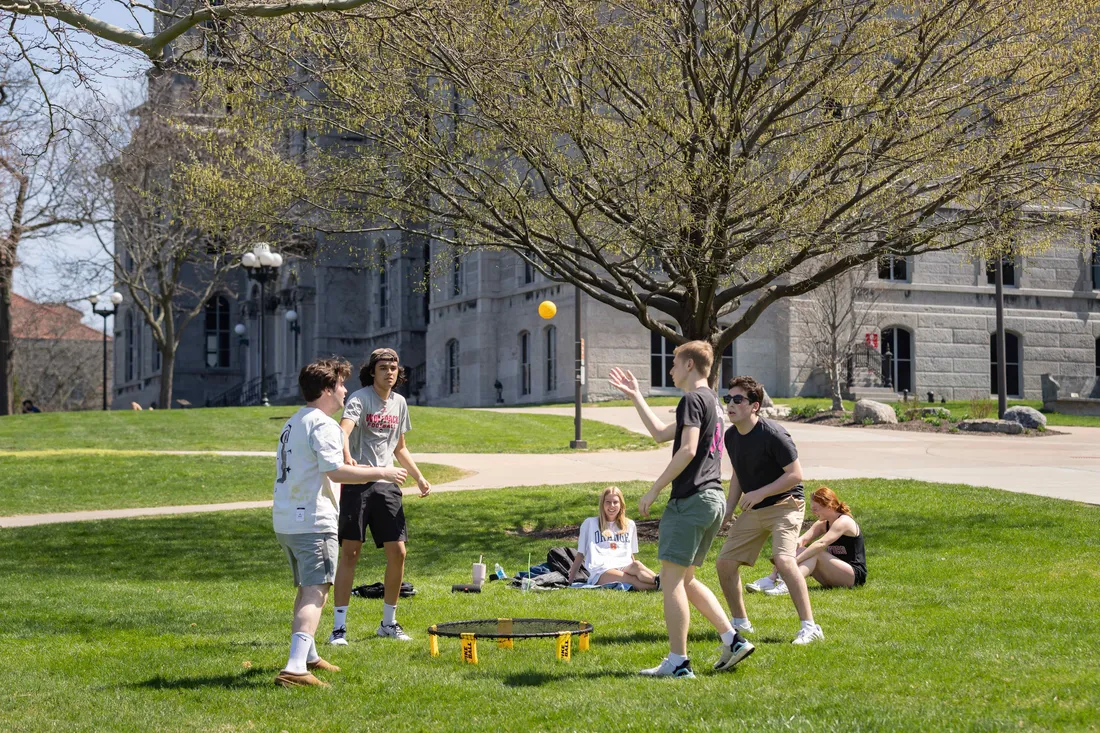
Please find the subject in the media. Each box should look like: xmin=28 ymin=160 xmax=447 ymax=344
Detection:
xmin=790 ymin=405 xmax=821 ymax=419
xmin=893 ymin=403 xmax=910 ymax=422
xmin=968 ymin=396 xmax=995 ymax=420
xmin=862 ymin=417 xmax=874 ymax=426
xmin=924 ymin=418 xmax=942 ymax=428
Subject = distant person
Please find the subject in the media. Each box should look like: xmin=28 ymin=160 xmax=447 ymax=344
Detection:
xmin=330 ymin=348 xmax=430 ymax=646
xmin=21 ymin=400 xmax=41 ymax=414
xmin=748 ymin=486 xmax=867 ymax=593
xmin=716 ymin=375 xmax=823 ymax=645
xmin=272 ymin=357 xmax=411 ymax=688
xmin=566 ymin=486 xmax=658 ymax=590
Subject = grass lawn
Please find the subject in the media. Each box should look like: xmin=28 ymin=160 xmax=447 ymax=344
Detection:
xmin=1 ymin=480 xmax=1096 ymax=731
xmin=0 ymin=406 xmax=654 ymax=453
xmin=772 ymin=397 xmax=1100 ymax=427
xmin=0 ymin=454 xmax=468 ymax=516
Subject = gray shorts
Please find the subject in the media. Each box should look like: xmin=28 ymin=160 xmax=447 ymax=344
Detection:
xmin=276 ymin=532 xmax=338 ymax=587
xmin=657 ymin=488 xmax=726 ymax=567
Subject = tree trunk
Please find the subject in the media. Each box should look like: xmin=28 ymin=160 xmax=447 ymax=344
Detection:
xmin=830 ymin=366 xmax=844 ymax=412
xmin=158 ymin=347 xmax=175 ymax=409
xmin=0 ymin=262 xmax=13 ymax=415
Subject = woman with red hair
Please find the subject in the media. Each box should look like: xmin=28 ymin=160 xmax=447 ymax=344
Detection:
xmin=746 ymin=486 xmax=867 ymax=595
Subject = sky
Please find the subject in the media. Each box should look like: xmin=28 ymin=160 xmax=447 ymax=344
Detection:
xmin=10 ymin=4 xmax=152 ymax=330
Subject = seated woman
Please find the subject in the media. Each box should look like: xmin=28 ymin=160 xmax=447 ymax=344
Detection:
xmin=746 ymin=486 xmax=867 ymax=595
xmin=566 ymin=486 xmax=658 ymax=591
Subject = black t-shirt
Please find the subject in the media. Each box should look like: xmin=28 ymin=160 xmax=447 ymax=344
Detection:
xmin=724 ymin=417 xmax=803 ymax=510
xmin=670 ymin=388 xmax=725 ymax=500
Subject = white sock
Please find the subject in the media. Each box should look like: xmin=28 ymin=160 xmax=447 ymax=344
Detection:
xmin=382 ymin=602 xmax=397 ymax=626
xmin=732 ymin=617 xmax=749 ymax=628
xmin=333 ymin=606 xmax=348 ymax=632
xmin=801 ymin=619 xmax=817 ymax=631
xmin=720 ymin=629 xmax=736 ymax=645
xmin=285 ymin=632 xmax=312 ymax=674
xmin=306 ymin=636 xmax=320 ymax=663
xmin=667 ymin=652 xmax=688 ymax=666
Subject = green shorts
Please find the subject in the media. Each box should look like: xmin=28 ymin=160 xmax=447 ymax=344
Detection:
xmin=657 ymin=488 xmax=726 ymax=567
xmin=276 ymin=531 xmax=338 ymax=587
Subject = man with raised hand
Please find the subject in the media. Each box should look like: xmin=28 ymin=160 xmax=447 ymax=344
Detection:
xmin=717 ymin=375 xmax=823 ymax=646
xmin=609 ymin=341 xmax=754 ymax=679
xmin=272 ymin=357 xmax=408 ymax=688
xmin=330 ymin=348 xmax=430 ymax=646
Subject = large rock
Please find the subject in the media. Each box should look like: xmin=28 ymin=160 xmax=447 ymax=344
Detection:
xmin=759 ymin=405 xmax=791 ymax=419
xmin=760 ymin=386 xmax=775 ymax=408
xmin=854 ymin=399 xmax=897 ymax=424
xmin=957 ymin=419 xmax=1024 ymax=435
xmin=905 ymin=407 xmax=951 ymax=419
xmin=1003 ymin=406 xmax=1046 ymax=429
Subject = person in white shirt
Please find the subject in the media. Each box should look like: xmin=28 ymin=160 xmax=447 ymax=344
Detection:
xmin=566 ymin=486 xmax=658 ymax=590
xmin=272 ymin=358 xmax=408 ymax=688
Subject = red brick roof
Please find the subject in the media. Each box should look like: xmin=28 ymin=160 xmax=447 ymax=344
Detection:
xmin=11 ymin=293 xmax=109 ymax=342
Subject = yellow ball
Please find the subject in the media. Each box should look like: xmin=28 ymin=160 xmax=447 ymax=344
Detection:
xmin=538 ymin=300 xmax=557 ymax=319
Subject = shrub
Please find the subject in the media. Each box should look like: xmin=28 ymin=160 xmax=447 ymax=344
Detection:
xmin=790 ymin=405 xmax=821 ymax=419
xmin=893 ymin=403 xmax=910 ymax=422
xmin=862 ymin=417 xmax=874 ymax=426
xmin=924 ymin=418 xmax=942 ymax=428
xmin=968 ymin=396 xmax=995 ymax=420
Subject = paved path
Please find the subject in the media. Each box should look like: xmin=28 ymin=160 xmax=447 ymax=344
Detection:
xmin=2 ymin=406 xmax=1097 ymax=528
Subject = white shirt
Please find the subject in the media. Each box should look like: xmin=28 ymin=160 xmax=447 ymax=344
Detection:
xmin=273 ymin=407 xmax=344 ymax=534
xmin=577 ymin=517 xmax=638 ymax=581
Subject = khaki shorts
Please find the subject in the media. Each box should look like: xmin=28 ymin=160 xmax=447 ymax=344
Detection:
xmin=276 ymin=531 xmax=338 ymax=587
xmin=717 ymin=497 xmax=805 ymax=567
xmin=657 ymin=488 xmax=726 ymax=567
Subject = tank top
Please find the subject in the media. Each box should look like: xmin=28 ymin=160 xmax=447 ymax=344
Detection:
xmin=826 ymin=520 xmax=866 ymax=574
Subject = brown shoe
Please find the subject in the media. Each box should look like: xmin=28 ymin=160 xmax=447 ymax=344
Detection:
xmin=307 ymin=657 xmax=341 ymax=673
xmin=274 ymin=670 xmax=329 ymax=688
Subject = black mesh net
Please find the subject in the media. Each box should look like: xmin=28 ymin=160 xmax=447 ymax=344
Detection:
xmin=428 ymin=618 xmax=594 ymax=639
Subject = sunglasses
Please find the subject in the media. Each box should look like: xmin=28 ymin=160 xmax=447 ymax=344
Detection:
xmin=723 ymin=394 xmax=750 ymax=405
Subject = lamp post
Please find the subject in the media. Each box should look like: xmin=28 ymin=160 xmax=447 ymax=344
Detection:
xmin=241 ymin=243 xmax=283 ymax=406
xmin=89 ymin=291 xmax=124 ymax=411
xmin=284 ymin=309 xmax=300 ymax=374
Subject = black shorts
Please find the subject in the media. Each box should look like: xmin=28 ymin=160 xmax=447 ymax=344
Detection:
xmin=338 ymin=482 xmax=407 ymax=548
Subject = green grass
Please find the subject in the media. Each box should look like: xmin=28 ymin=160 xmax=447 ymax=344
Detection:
xmin=773 ymin=397 xmax=1100 ymax=427
xmin=0 ymin=454 xmax=468 ymax=515
xmin=0 ymin=406 xmax=654 ymax=453
xmin=1 ymin=480 xmax=1097 ymax=731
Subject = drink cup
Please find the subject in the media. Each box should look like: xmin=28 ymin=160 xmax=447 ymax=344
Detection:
xmin=472 ymin=562 xmax=487 ymax=586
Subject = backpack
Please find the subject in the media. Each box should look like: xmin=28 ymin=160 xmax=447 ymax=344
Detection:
xmin=546 ymin=547 xmax=587 ymax=582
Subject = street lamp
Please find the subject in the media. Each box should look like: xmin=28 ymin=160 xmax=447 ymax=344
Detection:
xmin=284 ymin=309 xmax=300 ymax=373
xmin=241 ymin=243 xmax=283 ymax=406
xmin=89 ymin=291 xmax=124 ymax=411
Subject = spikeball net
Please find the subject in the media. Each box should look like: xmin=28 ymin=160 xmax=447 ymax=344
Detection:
xmin=427 ymin=618 xmax=594 ymax=664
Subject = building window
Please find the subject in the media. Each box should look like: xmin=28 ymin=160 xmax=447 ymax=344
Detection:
xmin=446 ymin=339 xmax=460 ymax=394
xmin=877 ymin=255 xmax=908 ymax=282
xmin=881 ymin=327 xmax=913 ymax=393
xmin=1092 ymin=240 xmax=1100 ymax=291
xmin=986 ymin=257 xmax=1017 ymax=287
xmin=205 ymin=296 xmax=231 ymax=368
xmin=523 ymin=258 xmax=535 ymax=285
xmin=1094 ymin=337 xmax=1099 ymax=378
xmin=650 ymin=327 xmax=679 ymax=389
xmin=720 ymin=343 xmax=734 ymax=387
xmin=546 ymin=326 xmax=557 ymax=392
xmin=135 ymin=316 xmax=143 ymax=379
xmin=125 ymin=312 xmax=135 ymax=382
xmin=519 ymin=331 xmax=532 ymax=396
xmin=990 ymin=332 xmax=1021 ymax=398
xmin=451 ymin=251 xmax=463 ymax=296
xmin=379 ymin=267 xmax=389 ymax=328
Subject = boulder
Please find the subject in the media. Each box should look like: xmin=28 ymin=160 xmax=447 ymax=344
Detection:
xmin=854 ymin=399 xmax=897 ymax=424
xmin=905 ymin=407 xmax=951 ymax=419
xmin=759 ymin=386 xmax=774 ymax=408
xmin=1003 ymin=406 xmax=1046 ymax=429
xmin=957 ymin=419 xmax=1024 ymax=435
xmin=759 ymin=405 xmax=791 ymax=419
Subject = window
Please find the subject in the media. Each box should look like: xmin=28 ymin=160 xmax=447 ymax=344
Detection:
xmin=1094 ymin=337 xmax=1099 ymax=378
xmin=877 ymin=255 xmax=908 ymax=282
xmin=451 ymin=250 xmax=463 ymax=296
xmin=546 ymin=326 xmax=557 ymax=392
xmin=205 ymin=296 xmax=231 ymax=368
xmin=881 ymin=327 xmax=913 ymax=393
xmin=446 ymin=340 xmax=460 ymax=394
xmin=135 ymin=316 xmax=143 ymax=379
xmin=650 ymin=327 xmax=679 ymax=388
xmin=523 ymin=258 xmax=535 ymax=285
xmin=1092 ymin=239 xmax=1100 ymax=291
xmin=721 ymin=343 xmax=734 ymax=387
xmin=379 ymin=267 xmax=389 ymax=327
xmin=519 ymin=331 xmax=532 ymax=396
xmin=125 ymin=312 xmax=135 ymax=382
xmin=990 ymin=332 xmax=1021 ymax=398
xmin=986 ymin=257 xmax=1016 ymax=287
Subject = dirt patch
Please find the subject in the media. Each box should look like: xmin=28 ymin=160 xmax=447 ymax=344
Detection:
xmin=509 ymin=517 xmax=816 ymax=543
xmin=782 ymin=411 xmax=1062 ymax=437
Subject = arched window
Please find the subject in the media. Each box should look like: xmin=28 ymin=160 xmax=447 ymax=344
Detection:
xmin=451 ymin=251 xmax=463 ymax=296
xmin=446 ymin=339 xmax=460 ymax=394
xmin=205 ymin=296 xmax=231 ymax=368
xmin=134 ymin=315 xmax=143 ymax=379
xmin=377 ymin=239 xmax=390 ymax=328
xmin=650 ymin=326 xmax=679 ymax=388
xmin=990 ymin=332 xmax=1021 ymax=398
xmin=546 ymin=326 xmax=557 ymax=392
xmin=519 ymin=331 xmax=532 ymax=396
xmin=124 ymin=312 xmax=135 ymax=381
xmin=881 ymin=327 xmax=914 ymax=393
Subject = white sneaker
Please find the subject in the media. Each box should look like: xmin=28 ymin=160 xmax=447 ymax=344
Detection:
xmin=792 ymin=624 xmax=824 ymax=645
xmin=713 ymin=635 xmax=755 ymax=671
xmin=639 ymin=657 xmax=695 ymax=678
xmin=732 ymin=619 xmax=755 ymax=634
xmin=376 ymin=622 xmax=412 ymax=641
xmin=328 ymin=627 xmax=348 ymax=646
xmin=764 ymin=579 xmax=789 ymax=596
xmin=745 ymin=576 xmax=776 ymax=593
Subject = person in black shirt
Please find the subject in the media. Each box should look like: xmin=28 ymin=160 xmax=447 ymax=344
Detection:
xmin=609 ymin=341 xmax=753 ymax=679
xmin=716 ymin=375 xmax=824 ymax=645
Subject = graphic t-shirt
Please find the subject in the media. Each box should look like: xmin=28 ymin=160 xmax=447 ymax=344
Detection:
xmin=342 ymin=387 xmax=411 ymax=468
xmin=670 ymin=387 xmax=725 ymax=500
xmin=273 ymin=407 xmax=344 ymax=534
xmin=724 ymin=417 xmax=803 ymax=510
xmin=577 ymin=517 xmax=638 ymax=578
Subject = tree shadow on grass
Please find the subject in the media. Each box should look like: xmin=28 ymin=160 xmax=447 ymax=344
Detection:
xmin=596 ymin=630 xmax=734 ymax=645
xmin=499 ymin=669 xmax=638 ymax=687
xmin=126 ymin=666 xmax=272 ymax=691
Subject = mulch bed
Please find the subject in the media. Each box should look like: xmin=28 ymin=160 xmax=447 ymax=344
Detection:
xmin=782 ymin=410 xmax=1061 ymax=437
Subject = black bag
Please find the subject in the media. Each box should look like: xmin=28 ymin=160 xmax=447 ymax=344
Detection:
xmin=351 ymin=581 xmax=417 ymax=599
xmin=546 ymin=547 xmax=587 ymax=582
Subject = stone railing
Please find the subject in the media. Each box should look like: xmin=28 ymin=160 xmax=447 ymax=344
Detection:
xmin=1040 ymin=373 xmax=1100 ymax=416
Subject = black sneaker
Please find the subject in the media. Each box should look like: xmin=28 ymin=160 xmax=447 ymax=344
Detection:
xmin=639 ymin=657 xmax=695 ymax=678
xmin=713 ymin=632 xmax=755 ymax=671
